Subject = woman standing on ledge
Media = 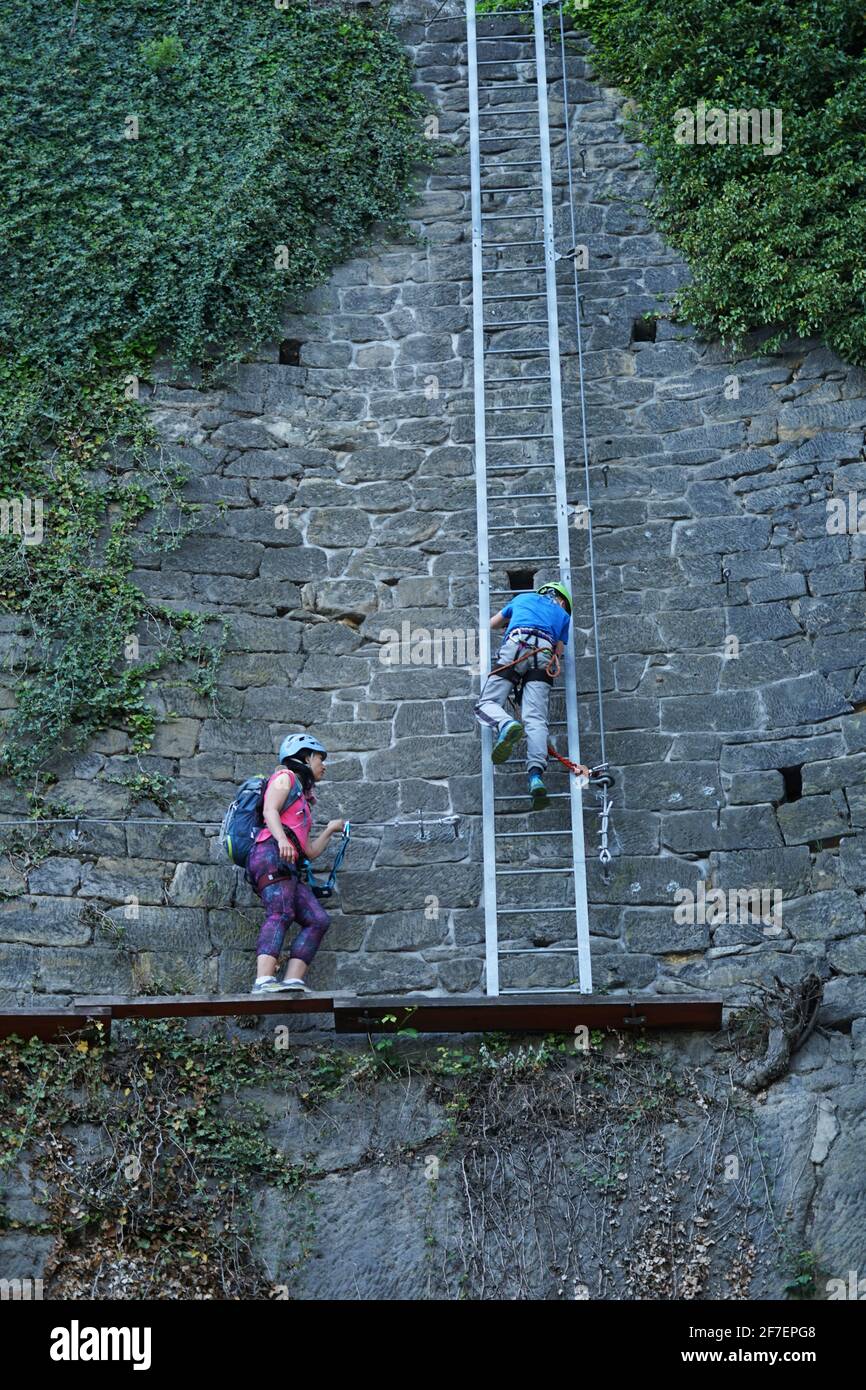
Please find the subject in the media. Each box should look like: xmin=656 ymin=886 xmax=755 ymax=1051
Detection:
xmin=247 ymin=733 xmax=345 ymax=995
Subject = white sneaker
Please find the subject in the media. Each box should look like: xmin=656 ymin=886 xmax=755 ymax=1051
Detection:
xmin=252 ymin=977 xmax=302 ymax=994
xmin=279 ymin=977 xmax=310 ymax=993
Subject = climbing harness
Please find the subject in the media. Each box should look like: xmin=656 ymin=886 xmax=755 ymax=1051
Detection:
xmin=489 ymin=628 xmax=562 ymax=685
xmin=252 ymin=823 xmax=351 ymax=901
xmin=487 ymin=639 xmax=612 ymax=788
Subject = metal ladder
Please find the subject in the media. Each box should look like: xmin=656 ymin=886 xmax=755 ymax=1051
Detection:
xmin=466 ymin=0 xmax=595 ymax=996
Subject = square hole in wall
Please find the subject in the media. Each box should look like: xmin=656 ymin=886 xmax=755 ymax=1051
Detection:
xmin=507 ymin=569 xmax=535 ymax=592
xmin=780 ymin=766 xmax=803 ymax=803
xmin=631 ymin=316 xmax=657 ymax=343
xmin=279 ymin=339 xmax=302 ymax=365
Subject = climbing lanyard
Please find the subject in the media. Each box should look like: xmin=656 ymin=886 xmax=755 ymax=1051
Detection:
xmin=253 ymin=823 xmax=351 ymax=901
xmin=305 ymin=822 xmax=351 ymax=900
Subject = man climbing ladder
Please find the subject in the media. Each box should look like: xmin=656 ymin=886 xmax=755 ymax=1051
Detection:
xmin=475 ymin=581 xmax=578 ymax=810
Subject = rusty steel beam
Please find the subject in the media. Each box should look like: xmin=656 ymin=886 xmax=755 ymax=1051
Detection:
xmin=0 ymin=1008 xmax=112 ymax=1043
xmin=333 ymin=994 xmax=723 ymax=1033
xmin=1 ymin=993 xmax=723 ymax=1038
xmin=72 ymin=994 xmax=334 ymax=1019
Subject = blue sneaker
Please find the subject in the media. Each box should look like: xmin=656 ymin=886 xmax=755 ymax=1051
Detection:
xmin=492 ymin=719 xmax=524 ymax=765
xmin=529 ymin=771 xmax=549 ymax=810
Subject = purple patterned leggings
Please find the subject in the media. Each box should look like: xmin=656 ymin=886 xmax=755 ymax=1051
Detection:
xmin=248 ymin=838 xmax=330 ymax=964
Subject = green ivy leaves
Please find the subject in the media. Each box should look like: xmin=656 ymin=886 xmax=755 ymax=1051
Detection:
xmin=0 ymin=1 xmax=425 ymax=790
xmin=568 ymin=0 xmax=866 ymax=363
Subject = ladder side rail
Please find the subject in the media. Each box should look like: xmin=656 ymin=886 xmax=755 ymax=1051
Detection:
xmin=532 ymin=0 xmax=593 ymax=993
xmin=466 ymin=0 xmax=500 ymax=997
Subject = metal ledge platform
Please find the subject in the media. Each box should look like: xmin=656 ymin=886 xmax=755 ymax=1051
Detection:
xmin=73 ymin=993 xmax=334 ymax=1020
xmin=0 ymin=993 xmax=723 ymax=1042
xmin=333 ymin=994 xmax=722 ymax=1033
xmin=0 ymin=1008 xmax=113 ymax=1042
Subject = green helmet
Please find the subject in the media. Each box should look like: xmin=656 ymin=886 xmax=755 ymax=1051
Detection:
xmin=537 ymin=582 xmax=572 ymax=615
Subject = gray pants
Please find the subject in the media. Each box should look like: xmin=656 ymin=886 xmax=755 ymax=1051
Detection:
xmin=474 ymin=630 xmax=554 ymax=772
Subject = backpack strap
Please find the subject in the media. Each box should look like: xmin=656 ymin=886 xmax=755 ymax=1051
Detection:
xmin=265 ymin=768 xmax=305 ymax=813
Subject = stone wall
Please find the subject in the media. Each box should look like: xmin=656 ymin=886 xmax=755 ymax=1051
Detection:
xmin=2 ymin=1024 xmax=864 ymax=1299
xmin=0 ymin=0 xmax=865 ymax=1020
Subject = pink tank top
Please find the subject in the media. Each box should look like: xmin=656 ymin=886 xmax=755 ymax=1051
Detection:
xmin=255 ymin=769 xmax=314 ymax=850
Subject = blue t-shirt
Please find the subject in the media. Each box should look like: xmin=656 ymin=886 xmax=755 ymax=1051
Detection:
xmin=500 ymin=592 xmax=570 ymax=646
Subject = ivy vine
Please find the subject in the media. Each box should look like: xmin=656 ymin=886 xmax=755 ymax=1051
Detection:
xmin=0 ymin=0 xmax=425 ymax=794
xmin=563 ymin=0 xmax=866 ymax=363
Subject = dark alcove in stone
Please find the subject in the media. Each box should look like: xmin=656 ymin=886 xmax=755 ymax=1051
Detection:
xmin=507 ymin=569 xmax=536 ymax=593
xmin=631 ymin=315 xmax=657 ymax=343
xmin=279 ymin=339 xmax=303 ymax=365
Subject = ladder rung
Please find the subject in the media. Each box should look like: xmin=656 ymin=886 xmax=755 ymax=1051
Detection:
xmin=487 ymin=430 xmax=553 ymax=439
xmin=495 ymin=161 xmax=543 ymax=167
xmin=485 ymin=372 xmax=551 ymax=381
xmin=497 ymin=867 xmax=575 ymax=876
xmin=488 ymin=523 xmax=556 ymax=532
xmin=483 ymin=267 xmax=546 ymax=275
xmin=495 ymin=830 xmax=572 ymax=838
xmin=499 ymin=948 xmax=582 ymax=956
xmin=479 ymin=132 xmax=539 ymax=139
xmin=484 ymin=324 xmax=548 ymax=334
xmin=490 ymin=553 xmax=559 ymax=562
xmin=486 ymin=403 xmax=552 ymax=411
xmin=483 ymin=240 xmax=545 ymax=248
xmin=486 ymin=462 xmax=556 ymax=471
xmin=497 ymin=907 xmax=573 ymax=915
xmin=494 ymin=793 xmax=570 ymax=802
xmin=485 ymin=292 xmax=547 ymax=301
xmin=477 ymin=84 xmax=537 ymax=91
xmin=491 ymin=491 xmax=555 ymax=499
xmin=480 ymin=190 xmax=541 ymax=198
xmin=480 ymin=208 xmax=542 ymax=219
xmin=480 ymin=108 xmax=541 ymax=115
xmin=484 ymin=347 xmax=549 ymax=355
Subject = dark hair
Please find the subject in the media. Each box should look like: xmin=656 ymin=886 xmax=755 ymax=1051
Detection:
xmin=281 ymin=754 xmax=315 ymax=792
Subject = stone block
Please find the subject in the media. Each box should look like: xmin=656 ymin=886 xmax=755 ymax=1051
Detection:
xmin=78 ymin=859 xmax=167 ymax=905
xmin=0 ymin=897 xmax=90 ymax=947
xmin=727 ymin=771 xmax=785 ymax=805
xmin=336 ymin=952 xmax=436 ymax=994
xmin=339 ymin=864 xmax=481 ymax=915
xmin=366 ymin=912 xmax=448 ymax=951
xmin=620 ymin=762 xmax=721 ymax=812
xmin=306 ymin=510 xmax=372 ymax=548
xmin=26 ymin=859 xmax=83 ymax=896
xmin=777 ymin=795 xmax=849 ymax=845
xmin=827 ymin=934 xmax=866 ymax=974
xmin=168 ymin=862 xmax=235 ymax=909
xmin=37 ymin=948 xmax=135 ymax=994
xmin=709 ymin=847 xmax=811 ymax=896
